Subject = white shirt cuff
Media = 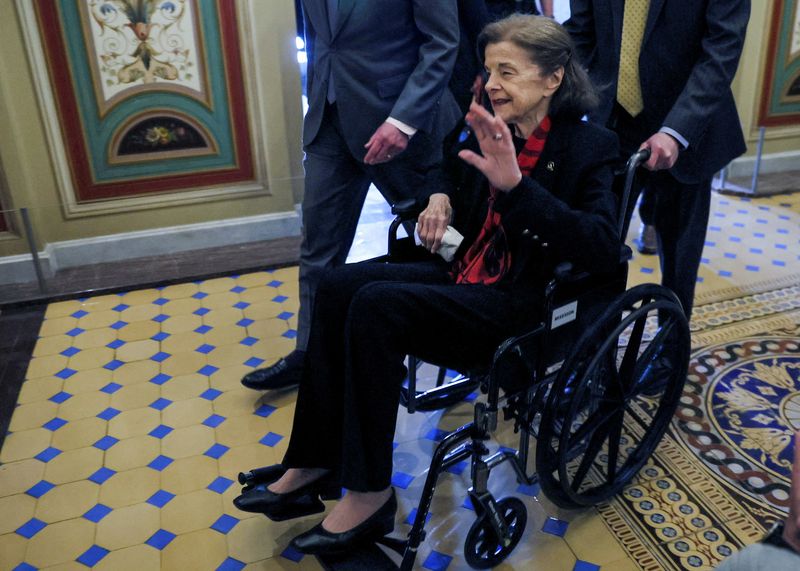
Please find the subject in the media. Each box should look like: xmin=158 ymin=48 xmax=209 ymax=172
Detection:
xmin=659 ymin=127 xmax=689 ymax=150
xmin=386 ymin=117 xmax=417 ymax=138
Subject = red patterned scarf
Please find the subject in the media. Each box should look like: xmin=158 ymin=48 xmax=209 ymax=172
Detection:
xmin=453 ymin=116 xmax=551 ymax=285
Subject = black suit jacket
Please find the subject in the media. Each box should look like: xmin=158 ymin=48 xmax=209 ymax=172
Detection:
xmin=565 ymin=0 xmax=750 ymax=183
xmin=433 ymin=118 xmax=620 ymax=297
xmin=301 ymin=0 xmax=461 ymax=158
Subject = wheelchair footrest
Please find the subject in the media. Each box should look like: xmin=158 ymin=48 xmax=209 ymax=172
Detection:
xmin=400 ymin=377 xmax=481 ymax=412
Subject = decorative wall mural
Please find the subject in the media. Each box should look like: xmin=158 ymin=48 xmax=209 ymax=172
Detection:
xmin=33 ymin=0 xmax=254 ymax=202
xmin=759 ymin=0 xmax=800 ymax=127
xmin=84 ymin=0 xmax=209 ymax=116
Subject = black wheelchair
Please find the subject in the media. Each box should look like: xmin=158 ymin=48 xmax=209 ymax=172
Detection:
xmin=238 ymin=149 xmax=690 ymax=569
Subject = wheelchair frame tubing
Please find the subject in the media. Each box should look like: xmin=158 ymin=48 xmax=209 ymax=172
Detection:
xmin=399 ymin=422 xmax=477 ymax=570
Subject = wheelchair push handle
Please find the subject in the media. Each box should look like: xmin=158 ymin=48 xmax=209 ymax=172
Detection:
xmin=617 ymin=147 xmax=652 ymax=240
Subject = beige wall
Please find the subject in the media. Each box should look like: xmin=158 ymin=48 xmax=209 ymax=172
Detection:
xmin=0 ymin=0 xmax=304 ymax=258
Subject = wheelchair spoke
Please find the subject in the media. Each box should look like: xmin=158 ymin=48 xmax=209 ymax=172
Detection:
xmin=606 ymin=410 xmax=624 ymax=483
xmin=624 ymin=403 xmax=652 ymax=431
xmin=570 ymin=419 xmax=613 ymax=492
xmin=567 ymin=405 xmax=617 ymax=451
xmin=618 ymin=310 xmax=649 ymax=388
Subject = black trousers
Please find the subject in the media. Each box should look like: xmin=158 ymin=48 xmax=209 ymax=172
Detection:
xmin=282 ymin=260 xmax=536 ymax=491
xmin=613 ymin=104 xmax=711 ymax=318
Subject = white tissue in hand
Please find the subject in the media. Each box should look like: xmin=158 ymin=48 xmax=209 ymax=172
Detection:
xmin=437 ymin=226 xmax=464 ymax=262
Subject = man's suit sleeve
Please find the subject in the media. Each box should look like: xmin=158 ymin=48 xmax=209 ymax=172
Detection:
xmin=389 ymin=0 xmax=460 ymax=132
xmin=662 ymin=0 xmax=750 ymax=146
xmin=563 ymin=0 xmax=596 ymax=67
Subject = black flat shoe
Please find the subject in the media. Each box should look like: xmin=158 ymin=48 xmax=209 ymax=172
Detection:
xmin=233 ymin=472 xmax=342 ymax=521
xmin=290 ymin=489 xmax=397 ymax=555
xmin=241 ymin=350 xmax=305 ymax=390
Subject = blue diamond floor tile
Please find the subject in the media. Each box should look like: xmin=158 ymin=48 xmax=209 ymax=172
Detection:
xmin=42 ymin=417 xmax=68 ymax=431
xmin=243 ymin=357 xmax=264 ymax=368
xmin=406 ymin=508 xmax=433 ymax=527
xmin=77 ymin=545 xmax=109 ymax=567
xmin=216 ymin=557 xmax=247 ymax=571
xmin=253 ymin=404 xmax=276 ymax=418
xmin=149 ymin=373 xmax=172 ymax=386
xmin=151 ymin=331 xmax=170 ymax=341
xmin=149 ymin=424 xmax=174 ymax=439
xmin=88 ymin=467 xmax=116 ymax=484
xmin=34 ymin=447 xmax=62 ymax=462
xmin=240 ymin=336 xmax=258 ymax=346
xmin=93 ymin=436 xmax=119 ymax=451
xmin=280 ymin=546 xmax=305 ymax=563
xmin=211 ymin=514 xmax=239 ymax=534
xmin=49 ymin=389 xmax=73 ymax=401
xmin=149 ymin=398 xmax=173 ymax=411
xmin=106 ymin=339 xmax=126 ymax=349
xmin=150 ymin=351 xmax=171 ymax=362
xmin=202 ymin=414 xmax=226 ymax=428
xmin=207 ymin=477 xmax=234 ymax=494
xmin=195 ymin=324 xmax=213 ymax=334
xmin=71 ymin=309 xmax=88 ymax=319
xmin=83 ymin=504 xmax=113 ymax=523
xmin=259 ymin=432 xmax=283 ymax=447
xmin=100 ymin=382 xmax=122 ymax=394
xmin=423 ymin=551 xmax=453 ymax=571
xmin=146 ymin=490 xmax=176 ymax=508
xmin=103 ymin=359 xmax=124 ymax=371
xmin=237 ymin=318 xmax=254 ymax=328
xmin=14 ymin=563 xmax=38 ymax=571
xmin=145 ymin=529 xmax=176 ymax=550
xmin=574 ymin=562 xmax=601 ymax=571
xmin=200 ymin=387 xmax=222 ymax=399
xmin=15 ymin=518 xmax=47 ymax=539
xmin=542 ymin=516 xmax=569 ymax=537
xmin=198 ymin=366 xmax=220 ymax=378
xmin=60 ymin=346 xmax=81 ymax=357
xmin=204 ymin=444 xmax=229 ymax=459
xmin=391 ymin=472 xmax=415 ymax=490
xmin=26 ymin=480 xmax=55 ymax=498
xmin=97 ymin=407 xmax=121 ymax=421
xmin=196 ymin=344 xmax=216 ymax=354
xmin=148 ymin=455 xmax=174 ymax=471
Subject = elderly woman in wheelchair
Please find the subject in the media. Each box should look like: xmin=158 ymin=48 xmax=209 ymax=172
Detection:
xmin=235 ymin=14 xmax=690 ymax=568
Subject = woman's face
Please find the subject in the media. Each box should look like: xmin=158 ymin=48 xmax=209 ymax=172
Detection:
xmin=483 ymin=41 xmax=563 ymax=136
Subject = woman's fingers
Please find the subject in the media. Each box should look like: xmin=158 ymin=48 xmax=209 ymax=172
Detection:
xmin=458 ymin=149 xmax=488 ymax=171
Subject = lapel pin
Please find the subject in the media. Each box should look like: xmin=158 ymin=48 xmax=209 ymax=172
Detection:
xmin=546 ymin=161 xmax=555 ymax=171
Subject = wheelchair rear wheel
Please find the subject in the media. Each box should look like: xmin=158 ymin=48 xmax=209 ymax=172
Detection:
xmin=536 ymin=284 xmax=690 ymax=508
xmin=464 ymin=497 xmax=527 ymax=569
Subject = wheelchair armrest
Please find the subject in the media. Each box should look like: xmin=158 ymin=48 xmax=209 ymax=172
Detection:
xmin=391 ymin=198 xmax=420 ymax=219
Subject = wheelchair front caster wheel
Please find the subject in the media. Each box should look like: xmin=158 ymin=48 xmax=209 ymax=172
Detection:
xmin=464 ymin=497 xmax=527 ymax=569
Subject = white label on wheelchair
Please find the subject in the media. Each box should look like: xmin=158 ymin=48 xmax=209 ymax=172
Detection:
xmin=551 ymin=301 xmax=578 ymax=329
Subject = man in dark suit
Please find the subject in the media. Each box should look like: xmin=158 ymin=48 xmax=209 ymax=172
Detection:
xmin=242 ymin=0 xmax=461 ymax=390
xmin=565 ymin=0 xmax=751 ymax=318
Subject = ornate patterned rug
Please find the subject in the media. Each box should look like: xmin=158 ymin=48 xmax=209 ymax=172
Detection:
xmin=598 ymin=291 xmax=800 ymax=570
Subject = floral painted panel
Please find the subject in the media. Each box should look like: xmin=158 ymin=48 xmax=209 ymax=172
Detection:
xmin=84 ymin=0 xmax=209 ymax=116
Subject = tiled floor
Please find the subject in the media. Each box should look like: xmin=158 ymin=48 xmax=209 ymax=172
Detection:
xmin=0 ymin=187 xmax=798 ymax=570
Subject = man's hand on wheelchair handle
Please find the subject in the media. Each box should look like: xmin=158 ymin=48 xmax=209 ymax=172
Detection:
xmin=417 ymin=193 xmax=452 ymax=254
xmin=640 ymin=132 xmax=679 ymax=171
xmin=458 ymin=102 xmax=522 ymax=192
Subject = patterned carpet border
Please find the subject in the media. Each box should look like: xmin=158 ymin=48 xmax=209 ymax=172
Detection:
xmin=597 ymin=290 xmax=800 ymax=570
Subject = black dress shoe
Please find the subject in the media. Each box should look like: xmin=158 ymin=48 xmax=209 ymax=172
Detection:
xmin=241 ymin=350 xmax=305 ymax=390
xmin=290 ymin=489 xmax=397 ymax=555
xmin=233 ymin=472 xmax=342 ymax=522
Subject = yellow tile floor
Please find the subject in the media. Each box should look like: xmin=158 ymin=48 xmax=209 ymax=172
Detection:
xmin=0 ymin=188 xmax=798 ymax=570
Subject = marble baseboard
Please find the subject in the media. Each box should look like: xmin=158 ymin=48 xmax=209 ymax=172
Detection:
xmin=0 ymin=211 xmax=300 ymax=286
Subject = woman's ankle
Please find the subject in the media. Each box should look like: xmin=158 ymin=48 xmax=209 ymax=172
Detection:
xmin=268 ymin=468 xmax=329 ymax=494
